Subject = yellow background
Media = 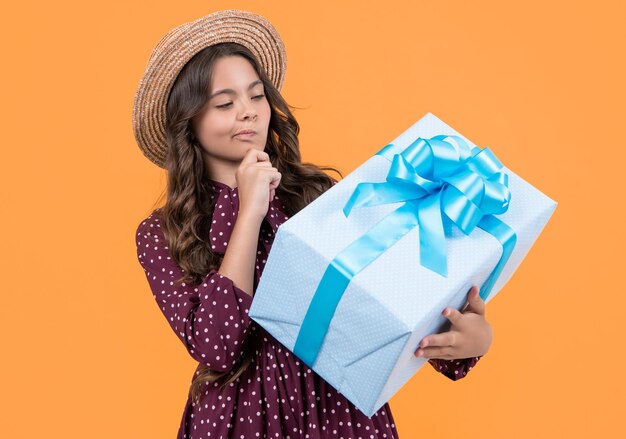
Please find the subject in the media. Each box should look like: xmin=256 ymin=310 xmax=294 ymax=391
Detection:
xmin=1 ymin=0 xmax=623 ymax=437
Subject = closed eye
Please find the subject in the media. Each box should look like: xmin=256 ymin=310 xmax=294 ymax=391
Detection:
xmin=216 ymin=94 xmax=265 ymax=109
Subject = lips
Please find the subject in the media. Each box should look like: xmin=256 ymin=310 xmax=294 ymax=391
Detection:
xmin=235 ymin=129 xmax=256 ymax=136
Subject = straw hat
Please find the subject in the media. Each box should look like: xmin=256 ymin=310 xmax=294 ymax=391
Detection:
xmin=132 ymin=9 xmax=287 ymax=168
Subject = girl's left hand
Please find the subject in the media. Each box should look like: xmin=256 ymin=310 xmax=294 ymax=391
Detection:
xmin=414 ymin=286 xmax=493 ymax=360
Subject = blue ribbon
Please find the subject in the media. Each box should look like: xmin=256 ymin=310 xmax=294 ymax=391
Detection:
xmin=293 ymin=135 xmax=517 ymax=367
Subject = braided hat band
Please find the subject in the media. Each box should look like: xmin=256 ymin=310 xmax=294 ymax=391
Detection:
xmin=132 ymin=9 xmax=287 ymax=168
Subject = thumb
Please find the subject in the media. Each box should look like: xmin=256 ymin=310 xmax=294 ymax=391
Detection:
xmin=465 ymin=286 xmax=486 ymax=316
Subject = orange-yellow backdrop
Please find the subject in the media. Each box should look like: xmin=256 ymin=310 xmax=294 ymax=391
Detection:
xmin=1 ymin=0 xmax=623 ymax=437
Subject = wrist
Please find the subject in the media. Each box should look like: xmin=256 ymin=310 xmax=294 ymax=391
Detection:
xmin=237 ymin=209 xmax=264 ymax=227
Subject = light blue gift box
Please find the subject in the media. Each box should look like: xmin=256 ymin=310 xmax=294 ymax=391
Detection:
xmin=249 ymin=112 xmax=557 ymax=417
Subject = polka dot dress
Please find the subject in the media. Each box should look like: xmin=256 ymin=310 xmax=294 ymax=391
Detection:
xmin=136 ymin=177 xmax=480 ymax=438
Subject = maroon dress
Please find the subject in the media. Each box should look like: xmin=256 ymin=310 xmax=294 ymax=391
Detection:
xmin=135 ymin=178 xmax=481 ymax=438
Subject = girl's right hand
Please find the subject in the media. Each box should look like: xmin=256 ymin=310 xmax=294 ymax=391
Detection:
xmin=235 ymin=148 xmax=281 ymax=223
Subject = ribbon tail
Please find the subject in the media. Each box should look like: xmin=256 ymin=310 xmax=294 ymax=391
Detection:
xmin=476 ymin=215 xmax=517 ymax=301
xmin=343 ymin=181 xmax=429 ymax=217
xmin=417 ymin=193 xmax=448 ymax=277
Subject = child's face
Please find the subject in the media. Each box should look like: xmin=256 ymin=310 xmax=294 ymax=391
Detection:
xmin=193 ymin=55 xmax=271 ymax=177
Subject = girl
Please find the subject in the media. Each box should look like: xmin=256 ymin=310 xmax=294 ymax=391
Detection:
xmin=133 ymin=10 xmax=492 ymax=439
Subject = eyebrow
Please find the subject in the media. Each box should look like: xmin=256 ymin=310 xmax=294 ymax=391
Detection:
xmin=209 ymin=80 xmax=263 ymax=100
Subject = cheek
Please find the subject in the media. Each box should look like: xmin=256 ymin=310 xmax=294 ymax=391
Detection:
xmin=199 ymin=113 xmax=232 ymax=138
xmin=261 ymin=102 xmax=272 ymax=123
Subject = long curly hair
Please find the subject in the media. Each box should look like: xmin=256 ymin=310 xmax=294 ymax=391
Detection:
xmin=148 ymin=42 xmax=342 ymax=405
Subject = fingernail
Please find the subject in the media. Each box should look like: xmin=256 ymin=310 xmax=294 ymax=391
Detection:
xmin=416 ymin=350 xmax=423 ymax=357
xmin=421 ymin=339 xmax=428 ymax=348
xmin=443 ymin=308 xmax=449 ymax=316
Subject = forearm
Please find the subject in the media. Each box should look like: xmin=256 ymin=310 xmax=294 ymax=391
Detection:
xmin=218 ymin=212 xmax=261 ymax=297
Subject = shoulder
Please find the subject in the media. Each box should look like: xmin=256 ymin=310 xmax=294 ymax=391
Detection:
xmin=135 ymin=209 xmax=165 ymax=244
xmin=135 ymin=209 xmax=178 ymax=272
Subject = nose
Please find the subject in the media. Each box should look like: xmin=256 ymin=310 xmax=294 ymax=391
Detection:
xmin=240 ymin=101 xmax=258 ymax=120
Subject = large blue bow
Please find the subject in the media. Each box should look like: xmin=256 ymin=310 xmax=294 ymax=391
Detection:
xmin=344 ymin=135 xmax=512 ymax=277
xmin=293 ymin=135 xmax=517 ymax=367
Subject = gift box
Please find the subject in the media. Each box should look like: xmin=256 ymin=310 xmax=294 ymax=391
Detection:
xmin=249 ymin=112 xmax=557 ymax=417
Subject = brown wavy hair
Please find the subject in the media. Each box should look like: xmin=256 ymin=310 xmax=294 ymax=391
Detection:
xmin=148 ymin=42 xmax=342 ymax=405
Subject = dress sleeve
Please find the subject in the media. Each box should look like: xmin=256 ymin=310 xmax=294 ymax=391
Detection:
xmin=135 ymin=214 xmax=254 ymax=373
xmin=428 ymin=356 xmax=482 ymax=381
